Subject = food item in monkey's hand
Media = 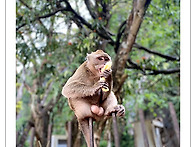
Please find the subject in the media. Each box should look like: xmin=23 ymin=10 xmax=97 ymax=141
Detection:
xmin=101 ymin=61 xmax=112 ymax=72
xmin=100 ymin=61 xmax=112 ymax=92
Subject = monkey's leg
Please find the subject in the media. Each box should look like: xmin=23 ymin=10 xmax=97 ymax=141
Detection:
xmin=102 ymin=91 xmax=125 ymax=117
xmin=71 ymin=100 xmax=97 ymax=147
xmin=102 ymin=91 xmax=117 ymax=115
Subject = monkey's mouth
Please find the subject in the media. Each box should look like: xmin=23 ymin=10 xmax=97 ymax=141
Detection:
xmin=98 ymin=65 xmax=105 ymax=74
xmin=98 ymin=68 xmax=102 ymax=74
xmin=95 ymin=65 xmax=105 ymax=74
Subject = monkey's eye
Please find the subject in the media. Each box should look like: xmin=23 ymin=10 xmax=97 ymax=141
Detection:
xmin=104 ymin=57 xmax=109 ymax=61
xmin=98 ymin=57 xmax=104 ymax=61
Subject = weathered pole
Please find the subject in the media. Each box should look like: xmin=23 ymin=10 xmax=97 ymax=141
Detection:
xmin=169 ymin=102 xmax=180 ymax=146
xmin=67 ymin=121 xmax=72 ymax=147
xmin=89 ymin=117 xmax=94 ymax=147
xmin=30 ymin=127 xmax=35 ymax=147
xmin=112 ymin=113 xmax=120 ymax=147
xmin=139 ymin=109 xmax=149 ymax=147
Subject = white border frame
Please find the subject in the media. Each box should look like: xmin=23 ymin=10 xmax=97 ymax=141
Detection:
xmin=3 ymin=0 xmax=193 ymax=146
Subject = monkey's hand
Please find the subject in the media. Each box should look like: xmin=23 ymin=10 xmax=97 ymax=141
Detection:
xmin=94 ymin=80 xmax=109 ymax=90
xmin=100 ymin=70 xmax=111 ymax=93
xmin=91 ymin=80 xmax=109 ymax=95
xmin=100 ymin=69 xmax=112 ymax=79
xmin=105 ymin=105 xmax=125 ymax=117
xmin=99 ymin=80 xmax=109 ymax=90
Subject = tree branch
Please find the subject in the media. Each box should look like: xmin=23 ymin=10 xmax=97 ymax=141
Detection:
xmin=42 ymin=92 xmax=62 ymax=114
xmin=24 ymin=82 xmax=34 ymax=94
xmin=62 ymin=0 xmax=115 ymax=44
xmin=16 ymin=7 xmax=68 ymax=31
xmin=41 ymin=81 xmax=54 ymax=105
xmin=113 ymin=0 xmax=151 ymax=93
xmin=114 ymin=20 xmax=126 ymax=53
xmin=84 ymin=0 xmax=97 ymax=19
xmin=146 ymin=68 xmax=180 ymax=75
xmin=133 ymin=43 xmax=180 ymax=61
xmin=127 ymin=59 xmax=180 ymax=75
xmin=16 ymin=119 xmax=34 ymax=147
xmin=19 ymin=0 xmax=32 ymax=10
xmin=127 ymin=59 xmax=145 ymax=73
xmin=17 ymin=0 xmax=115 ymax=44
xmin=146 ymin=77 xmax=162 ymax=89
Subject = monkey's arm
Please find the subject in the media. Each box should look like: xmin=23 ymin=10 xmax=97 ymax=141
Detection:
xmin=62 ymin=79 xmax=104 ymax=98
xmin=62 ymin=61 xmax=112 ymax=99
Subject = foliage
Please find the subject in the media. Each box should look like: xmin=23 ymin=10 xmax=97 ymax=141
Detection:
xmin=122 ymin=0 xmax=180 ymax=120
xmin=121 ymin=131 xmax=134 ymax=147
xmin=16 ymin=0 xmax=180 ymax=146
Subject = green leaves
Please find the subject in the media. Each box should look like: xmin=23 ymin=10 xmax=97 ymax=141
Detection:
xmin=16 ymin=100 xmax=23 ymax=114
xmin=77 ymin=32 xmax=97 ymax=51
xmin=16 ymin=0 xmax=180 ymax=144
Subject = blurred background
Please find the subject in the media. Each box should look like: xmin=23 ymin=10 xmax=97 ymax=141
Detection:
xmin=16 ymin=0 xmax=180 ymax=146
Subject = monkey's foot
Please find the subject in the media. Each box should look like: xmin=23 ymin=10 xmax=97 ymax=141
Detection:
xmin=91 ymin=105 xmax=104 ymax=116
xmin=106 ymin=105 xmax=125 ymax=117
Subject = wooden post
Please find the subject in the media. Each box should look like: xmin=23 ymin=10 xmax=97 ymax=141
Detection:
xmin=152 ymin=119 xmax=164 ymax=147
xmin=47 ymin=124 xmax=52 ymax=147
xmin=89 ymin=117 xmax=94 ymax=147
xmin=139 ymin=109 xmax=149 ymax=147
xmin=30 ymin=127 xmax=35 ymax=147
xmin=169 ymin=102 xmax=180 ymax=146
xmin=67 ymin=121 xmax=72 ymax=147
xmin=112 ymin=113 xmax=120 ymax=147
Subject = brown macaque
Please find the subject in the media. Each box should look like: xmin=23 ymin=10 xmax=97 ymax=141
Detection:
xmin=62 ymin=50 xmax=125 ymax=147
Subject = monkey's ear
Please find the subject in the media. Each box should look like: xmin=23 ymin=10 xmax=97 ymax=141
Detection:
xmin=86 ymin=53 xmax=90 ymax=61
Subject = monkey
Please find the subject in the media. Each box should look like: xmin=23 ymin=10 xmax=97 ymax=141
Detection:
xmin=62 ymin=50 xmax=125 ymax=147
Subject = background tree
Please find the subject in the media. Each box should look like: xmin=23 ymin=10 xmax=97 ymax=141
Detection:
xmin=16 ymin=0 xmax=180 ymax=146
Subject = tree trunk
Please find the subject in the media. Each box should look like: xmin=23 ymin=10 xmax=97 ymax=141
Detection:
xmin=113 ymin=0 xmax=151 ymax=99
xmin=16 ymin=120 xmax=34 ymax=147
xmin=94 ymin=119 xmax=107 ymax=147
xmin=47 ymin=123 xmax=53 ymax=147
xmin=73 ymin=131 xmax=82 ymax=147
xmin=34 ymin=111 xmax=50 ymax=147
xmin=92 ymin=1 xmax=151 ymax=146
xmin=65 ymin=117 xmax=81 ymax=147
xmin=106 ymin=128 xmax=112 ymax=147
xmin=30 ymin=127 xmax=35 ymax=147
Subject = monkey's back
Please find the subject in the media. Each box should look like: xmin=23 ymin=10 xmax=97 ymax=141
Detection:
xmin=62 ymin=61 xmax=100 ymax=99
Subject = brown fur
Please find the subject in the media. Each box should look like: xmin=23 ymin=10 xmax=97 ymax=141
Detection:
xmin=62 ymin=50 xmax=125 ymax=147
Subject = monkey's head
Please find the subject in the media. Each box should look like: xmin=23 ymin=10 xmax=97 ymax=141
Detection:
xmin=86 ymin=50 xmax=111 ymax=75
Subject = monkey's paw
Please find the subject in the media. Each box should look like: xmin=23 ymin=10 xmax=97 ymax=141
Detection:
xmin=100 ymin=69 xmax=112 ymax=79
xmin=98 ymin=80 xmax=109 ymax=90
xmin=93 ymin=81 xmax=108 ymax=94
xmin=106 ymin=105 xmax=125 ymax=117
